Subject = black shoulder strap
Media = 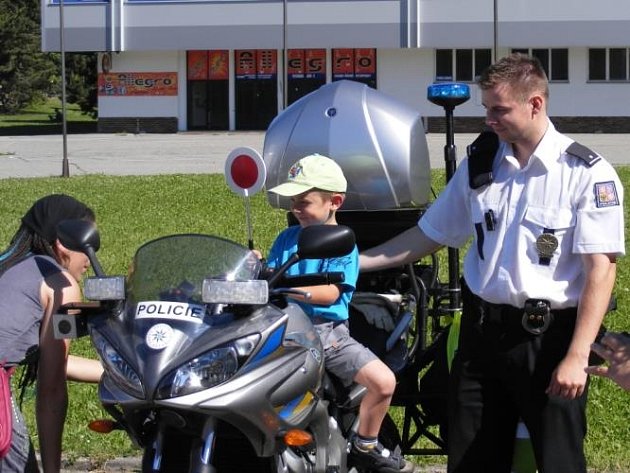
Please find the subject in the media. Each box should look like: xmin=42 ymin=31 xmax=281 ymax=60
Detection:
xmin=565 ymin=141 xmax=601 ymax=167
xmin=467 ymin=130 xmax=499 ymax=189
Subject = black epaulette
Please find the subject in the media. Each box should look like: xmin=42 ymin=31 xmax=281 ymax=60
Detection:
xmin=565 ymin=141 xmax=601 ymax=167
xmin=467 ymin=130 xmax=499 ymax=189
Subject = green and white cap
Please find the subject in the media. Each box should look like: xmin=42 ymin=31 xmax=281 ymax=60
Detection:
xmin=268 ymin=154 xmax=347 ymax=196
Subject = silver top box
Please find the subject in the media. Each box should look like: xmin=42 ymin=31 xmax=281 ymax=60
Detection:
xmin=263 ymin=80 xmax=431 ymax=210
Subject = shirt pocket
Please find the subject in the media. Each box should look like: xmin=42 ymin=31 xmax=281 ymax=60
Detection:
xmin=523 ymin=206 xmax=575 ymax=263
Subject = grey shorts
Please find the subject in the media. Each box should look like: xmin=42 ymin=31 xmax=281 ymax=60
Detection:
xmin=314 ymin=321 xmax=378 ymax=387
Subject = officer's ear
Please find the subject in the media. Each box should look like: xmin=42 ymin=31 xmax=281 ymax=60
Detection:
xmin=529 ymin=95 xmax=544 ymax=116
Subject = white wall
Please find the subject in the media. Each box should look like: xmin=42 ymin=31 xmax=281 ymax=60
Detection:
xmin=378 ymin=48 xmax=630 ymax=119
xmin=377 ymin=48 xmax=436 ymax=117
xmin=550 ymin=49 xmax=630 ymax=117
xmin=98 ymin=51 xmax=181 ymax=118
xmin=98 ymin=47 xmax=630 ymax=123
xmin=377 ymin=48 xmax=490 ymax=119
xmin=418 ymin=0 xmax=630 ymax=48
xmin=419 ymin=0 xmax=630 ymax=23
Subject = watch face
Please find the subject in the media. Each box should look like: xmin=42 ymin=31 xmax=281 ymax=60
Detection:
xmin=535 ymin=233 xmax=558 ymax=258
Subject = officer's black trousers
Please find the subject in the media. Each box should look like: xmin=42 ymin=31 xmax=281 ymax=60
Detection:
xmin=447 ymin=284 xmax=588 ymax=473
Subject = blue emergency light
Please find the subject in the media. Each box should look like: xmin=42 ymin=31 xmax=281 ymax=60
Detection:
xmin=427 ymin=82 xmax=470 ymax=109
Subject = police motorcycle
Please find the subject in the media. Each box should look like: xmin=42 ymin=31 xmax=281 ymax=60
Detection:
xmin=55 ymin=79 xmax=456 ymax=471
xmin=54 ymin=219 xmax=409 ymax=473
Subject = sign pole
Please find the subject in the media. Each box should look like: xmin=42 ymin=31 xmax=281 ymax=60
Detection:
xmin=59 ymin=0 xmax=70 ymax=177
xmin=224 ymin=147 xmax=267 ymax=251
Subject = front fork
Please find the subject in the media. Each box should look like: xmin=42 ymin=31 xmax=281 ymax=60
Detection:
xmin=147 ymin=418 xmax=217 ymax=473
xmin=146 ymin=429 xmax=164 ymax=472
xmin=195 ymin=418 xmax=218 ymax=473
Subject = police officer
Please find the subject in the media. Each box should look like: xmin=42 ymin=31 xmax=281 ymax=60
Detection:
xmin=360 ymin=53 xmax=625 ymax=472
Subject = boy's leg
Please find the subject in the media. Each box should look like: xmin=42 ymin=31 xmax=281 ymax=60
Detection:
xmin=353 ymin=358 xmax=396 ymax=437
xmin=324 ymin=325 xmax=412 ymax=473
xmin=323 ymin=325 xmax=394 ymax=434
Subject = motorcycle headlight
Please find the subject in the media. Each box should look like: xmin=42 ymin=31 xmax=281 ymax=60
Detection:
xmin=92 ymin=330 xmax=144 ymax=398
xmin=156 ymin=333 xmax=260 ymax=399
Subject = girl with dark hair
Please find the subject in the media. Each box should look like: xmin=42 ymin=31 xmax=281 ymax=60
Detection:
xmin=0 ymin=194 xmax=103 ymax=472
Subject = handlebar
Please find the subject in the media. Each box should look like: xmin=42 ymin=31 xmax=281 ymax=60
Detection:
xmin=277 ymin=272 xmax=345 ymax=287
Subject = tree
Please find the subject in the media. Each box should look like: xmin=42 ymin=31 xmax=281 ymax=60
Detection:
xmin=64 ymin=53 xmax=98 ymax=118
xmin=0 ymin=0 xmax=57 ymax=113
xmin=0 ymin=0 xmax=97 ymax=116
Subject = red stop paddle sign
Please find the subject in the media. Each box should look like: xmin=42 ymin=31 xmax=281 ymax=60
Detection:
xmin=224 ymin=147 xmax=266 ymax=196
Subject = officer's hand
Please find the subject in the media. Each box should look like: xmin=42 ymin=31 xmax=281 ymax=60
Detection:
xmin=585 ymin=332 xmax=630 ymax=391
xmin=547 ymin=354 xmax=588 ymax=400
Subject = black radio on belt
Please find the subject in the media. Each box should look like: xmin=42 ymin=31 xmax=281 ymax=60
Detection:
xmin=522 ymin=299 xmax=553 ymax=335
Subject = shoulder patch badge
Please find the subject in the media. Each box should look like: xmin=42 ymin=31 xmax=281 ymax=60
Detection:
xmin=594 ymin=181 xmax=619 ymax=208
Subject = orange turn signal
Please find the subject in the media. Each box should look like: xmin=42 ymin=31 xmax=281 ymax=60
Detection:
xmin=88 ymin=419 xmax=116 ymax=434
xmin=283 ymin=429 xmax=313 ymax=447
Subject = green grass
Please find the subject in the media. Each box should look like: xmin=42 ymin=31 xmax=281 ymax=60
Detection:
xmin=0 ymin=172 xmax=628 ymax=471
xmin=0 ymin=98 xmax=96 ymax=135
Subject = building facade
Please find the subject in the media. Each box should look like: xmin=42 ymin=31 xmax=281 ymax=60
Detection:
xmin=41 ymin=0 xmax=630 ymax=132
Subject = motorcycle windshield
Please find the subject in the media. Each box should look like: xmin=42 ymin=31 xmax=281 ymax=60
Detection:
xmin=127 ymin=234 xmax=261 ymax=310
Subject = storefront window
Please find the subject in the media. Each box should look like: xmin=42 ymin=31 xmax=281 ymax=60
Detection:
xmin=287 ymin=49 xmax=326 ymax=105
xmin=588 ymin=48 xmax=630 ymax=81
xmin=435 ymin=49 xmax=491 ymax=82
xmin=332 ymin=48 xmax=376 ymax=89
xmin=511 ymin=48 xmax=568 ymax=81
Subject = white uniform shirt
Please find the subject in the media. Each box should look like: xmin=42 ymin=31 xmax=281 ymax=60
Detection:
xmin=419 ymin=122 xmax=625 ymax=309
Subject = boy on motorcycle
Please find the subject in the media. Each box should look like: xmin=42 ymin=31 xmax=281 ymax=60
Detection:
xmin=263 ymin=154 xmax=414 ymax=473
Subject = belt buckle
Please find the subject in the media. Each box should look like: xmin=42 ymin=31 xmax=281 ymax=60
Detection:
xmin=521 ymin=299 xmax=552 ymax=335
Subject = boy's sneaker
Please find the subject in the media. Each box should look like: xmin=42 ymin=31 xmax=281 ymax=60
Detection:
xmin=348 ymin=442 xmax=415 ymax=473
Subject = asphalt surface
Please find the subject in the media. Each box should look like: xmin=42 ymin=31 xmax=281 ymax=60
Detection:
xmin=57 ymin=457 xmax=449 ymax=473
xmin=1 ymin=131 xmax=629 ymax=179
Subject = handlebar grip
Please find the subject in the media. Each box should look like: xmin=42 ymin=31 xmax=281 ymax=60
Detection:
xmin=280 ymin=272 xmax=345 ymax=287
xmin=326 ymin=272 xmax=345 ymax=284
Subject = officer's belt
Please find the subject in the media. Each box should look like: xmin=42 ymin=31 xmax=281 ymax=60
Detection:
xmin=471 ymin=293 xmax=577 ymax=334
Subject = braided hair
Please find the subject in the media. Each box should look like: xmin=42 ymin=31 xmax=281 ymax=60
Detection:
xmin=0 ymin=194 xmax=95 ymax=403
xmin=0 ymin=194 xmax=95 ymax=276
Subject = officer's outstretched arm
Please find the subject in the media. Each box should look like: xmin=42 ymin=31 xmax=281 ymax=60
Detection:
xmin=359 ymin=226 xmax=442 ymax=273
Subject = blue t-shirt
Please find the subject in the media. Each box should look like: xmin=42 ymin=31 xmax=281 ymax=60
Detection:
xmin=267 ymin=225 xmax=359 ymax=322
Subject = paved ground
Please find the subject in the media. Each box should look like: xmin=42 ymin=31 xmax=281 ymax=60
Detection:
xmin=58 ymin=456 xmax=448 ymax=473
xmin=1 ymin=131 xmax=629 ymax=179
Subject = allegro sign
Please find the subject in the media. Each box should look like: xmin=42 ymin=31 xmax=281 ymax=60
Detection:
xmin=98 ymin=72 xmax=178 ymax=96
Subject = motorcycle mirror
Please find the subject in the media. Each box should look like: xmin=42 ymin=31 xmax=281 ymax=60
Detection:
xmin=56 ymin=219 xmax=105 ymax=277
xmin=297 ymin=225 xmax=356 ymax=259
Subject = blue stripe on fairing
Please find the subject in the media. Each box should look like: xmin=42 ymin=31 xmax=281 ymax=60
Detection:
xmin=250 ymin=324 xmax=285 ymax=363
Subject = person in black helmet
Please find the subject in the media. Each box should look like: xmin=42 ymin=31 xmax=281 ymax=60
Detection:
xmin=0 ymin=194 xmax=103 ymax=472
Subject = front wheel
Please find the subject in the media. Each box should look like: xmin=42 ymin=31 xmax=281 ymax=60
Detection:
xmin=141 ymin=426 xmax=281 ymax=472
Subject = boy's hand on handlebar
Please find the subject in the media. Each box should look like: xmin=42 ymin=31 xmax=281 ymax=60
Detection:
xmin=252 ymin=249 xmax=264 ymax=259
